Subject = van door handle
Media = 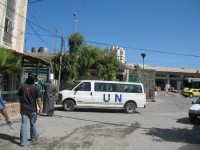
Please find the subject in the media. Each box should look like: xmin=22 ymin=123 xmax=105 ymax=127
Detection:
xmin=90 ymin=92 xmax=92 ymax=96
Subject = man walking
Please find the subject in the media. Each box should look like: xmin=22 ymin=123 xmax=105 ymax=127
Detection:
xmin=39 ymin=79 xmax=57 ymax=116
xmin=18 ymin=73 xmax=42 ymax=146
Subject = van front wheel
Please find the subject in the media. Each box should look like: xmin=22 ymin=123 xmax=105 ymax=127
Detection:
xmin=63 ymin=100 xmax=75 ymax=111
xmin=125 ymin=102 xmax=136 ymax=113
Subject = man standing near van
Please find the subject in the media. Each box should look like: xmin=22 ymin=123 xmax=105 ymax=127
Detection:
xmin=18 ymin=73 xmax=42 ymax=146
xmin=38 ymin=79 xmax=57 ymax=116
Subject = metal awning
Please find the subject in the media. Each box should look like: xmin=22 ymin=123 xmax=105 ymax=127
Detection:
xmin=12 ymin=50 xmax=50 ymax=67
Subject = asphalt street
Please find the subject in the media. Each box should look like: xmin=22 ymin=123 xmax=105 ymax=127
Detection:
xmin=0 ymin=91 xmax=200 ymax=150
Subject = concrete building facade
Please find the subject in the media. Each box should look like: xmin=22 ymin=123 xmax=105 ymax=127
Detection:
xmin=0 ymin=0 xmax=27 ymax=53
xmin=126 ymin=64 xmax=200 ymax=91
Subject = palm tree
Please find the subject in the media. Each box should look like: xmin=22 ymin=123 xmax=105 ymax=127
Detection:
xmin=0 ymin=47 xmax=22 ymax=99
xmin=0 ymin=47 xmax=22 ymax=76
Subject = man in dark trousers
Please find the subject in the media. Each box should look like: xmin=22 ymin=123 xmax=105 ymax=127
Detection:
xmin=39 ymin=79 xmax=57 ymax=116
xmin=18 ymin=73 xmax=42 ymax=146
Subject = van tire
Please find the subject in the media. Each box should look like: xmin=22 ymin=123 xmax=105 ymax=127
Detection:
xmin=63 ymin=100 xmax=75 ymax=111
xmin=124 ymin=102 xmax=136 ymax=113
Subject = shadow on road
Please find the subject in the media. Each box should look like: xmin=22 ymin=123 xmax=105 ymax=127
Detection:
xmin=177 ymin=117 xmax=200 ymax=125
xmin=145 ymin=125 xmax=200 ymax=144
xmin=0 ymin=134 xmax=20 ymax=145
xmin=54 ymin=106 xmax=140 ymax=114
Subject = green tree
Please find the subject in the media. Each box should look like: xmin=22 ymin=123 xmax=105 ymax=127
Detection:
xmin=68 ymin=32 xmax=84 ymax=56
xmin=62 ymin=54 xmax=79 ymax=81
xmin=78 ymin=45 xmax=102 ymax=79
xmin=52 ymin=33 xmax=120 ymax=89
xmin=0 ymin=47 xmax=22 ymax=76
xmin=63 ymin=32 xmax=85 ymax=82
xmin=97 ymin=51 xmax=119 ymax=81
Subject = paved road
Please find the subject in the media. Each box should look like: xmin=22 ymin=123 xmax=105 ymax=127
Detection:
xmin=0 ymin=91 xmax=200 ymax=150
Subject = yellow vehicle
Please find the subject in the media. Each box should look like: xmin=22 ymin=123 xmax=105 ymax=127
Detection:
xmin=181 ymin=88 xmax=200 ymax=98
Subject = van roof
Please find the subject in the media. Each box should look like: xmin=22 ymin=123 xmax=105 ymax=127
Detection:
xmin=78 ymin=80 xmax=143 ymax=85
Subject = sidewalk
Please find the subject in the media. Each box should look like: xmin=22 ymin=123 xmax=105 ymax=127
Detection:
xmin=157 ymin=91 xmax=182 ymax=97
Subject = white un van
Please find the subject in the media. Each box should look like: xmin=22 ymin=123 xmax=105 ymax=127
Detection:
xmin=57 ymin=80 xmax=146 ymax=113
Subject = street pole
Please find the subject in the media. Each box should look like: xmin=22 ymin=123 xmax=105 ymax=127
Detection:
xmin=73 ymin=12 xmax=77 ymax=32
xmin=58 ymin=34 xmax=64 ymax=91
xmin=141 ymin=53 xmax=146 ymax=69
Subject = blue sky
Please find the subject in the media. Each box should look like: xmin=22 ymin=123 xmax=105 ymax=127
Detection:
xmin=25 ymin=0 xmax=200 ymax=69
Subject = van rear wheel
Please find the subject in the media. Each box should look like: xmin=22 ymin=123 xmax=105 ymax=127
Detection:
xmin=63 ymin=100 xmax=75 ymax=111
xmin=124 ymin=102 xmax=136 ymax=113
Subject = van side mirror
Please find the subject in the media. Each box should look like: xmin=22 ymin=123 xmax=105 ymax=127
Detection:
xmin=192 ymin=101 xmax=194 ymax=104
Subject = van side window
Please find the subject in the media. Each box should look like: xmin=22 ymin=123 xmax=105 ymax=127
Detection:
xmin=76 ymin=82 xmax=91 ymax=91
xmin=94 ymin=83 xmax=143 ymax=93
xmin=132 ymin=85 xmax=142 ymax=93
xmin=95 ymin=83 xmax=104 ymax=91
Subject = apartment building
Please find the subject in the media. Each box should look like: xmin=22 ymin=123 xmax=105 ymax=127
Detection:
xmin=105 ymin=46 xmax=125 ymax=63
xmin=0 ymin=0 xmax=27 ymax=53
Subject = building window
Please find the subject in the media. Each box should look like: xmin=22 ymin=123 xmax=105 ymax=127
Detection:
xmin=4 ymin=17 xmax=13 ymax=33
xmin=3 ymin=0 xmax=16 ymax=45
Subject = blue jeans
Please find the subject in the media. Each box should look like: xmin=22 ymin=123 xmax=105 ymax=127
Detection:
xmin=20 ymin=111 xmax=38 ymax=145
xmin=0 ymin=91 xmax=5 ymax=110
xmin=0 ymin=96 xmax=5 ymax=110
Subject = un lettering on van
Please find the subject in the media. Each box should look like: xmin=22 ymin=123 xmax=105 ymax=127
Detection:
xmin=103 ymin=94 xmax=122 ymax=102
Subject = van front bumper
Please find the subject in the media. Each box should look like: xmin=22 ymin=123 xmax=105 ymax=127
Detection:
xmin=189 ymin=111 xmax=200 ymax=118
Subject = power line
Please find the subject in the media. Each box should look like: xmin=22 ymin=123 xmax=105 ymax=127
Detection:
xmin=28 ymin=0 xmax=42 ymax=4
xmin=27 ymin=20 xmax=54 ymax=50
xmin=26 ymin=32 xmax=58 ymax=37
xmin=85 ymin=40 xmax=200 ymax=58
xmin=1 ymin=1 xmax=61 ymax=51
xmin=28 ymin=3 xmax=52 ymax=32
xmin=77 ymin=0 xmax=87 ymax=18
xmin=0 ymin=1 xmax=60 ymax=38
xmin=85 ymin=19 xmax=200 ymax=37
xmin=26 ymin=7 xmax=56 ymax=50
xmin=2 ymin=1 xmax=200 ymax=59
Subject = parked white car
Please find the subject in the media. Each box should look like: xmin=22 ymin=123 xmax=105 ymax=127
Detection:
xmin=188 ymin=98 xmax=200 ymax=123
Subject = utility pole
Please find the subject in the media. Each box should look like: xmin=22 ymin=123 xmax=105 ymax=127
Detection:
xmin=54 ymin=28 xmax=58 ymax=53
xmin=58 ymin=34 xmax=64 ymax=91
xmin=141 ymin=53 xmax=146 ymax=69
